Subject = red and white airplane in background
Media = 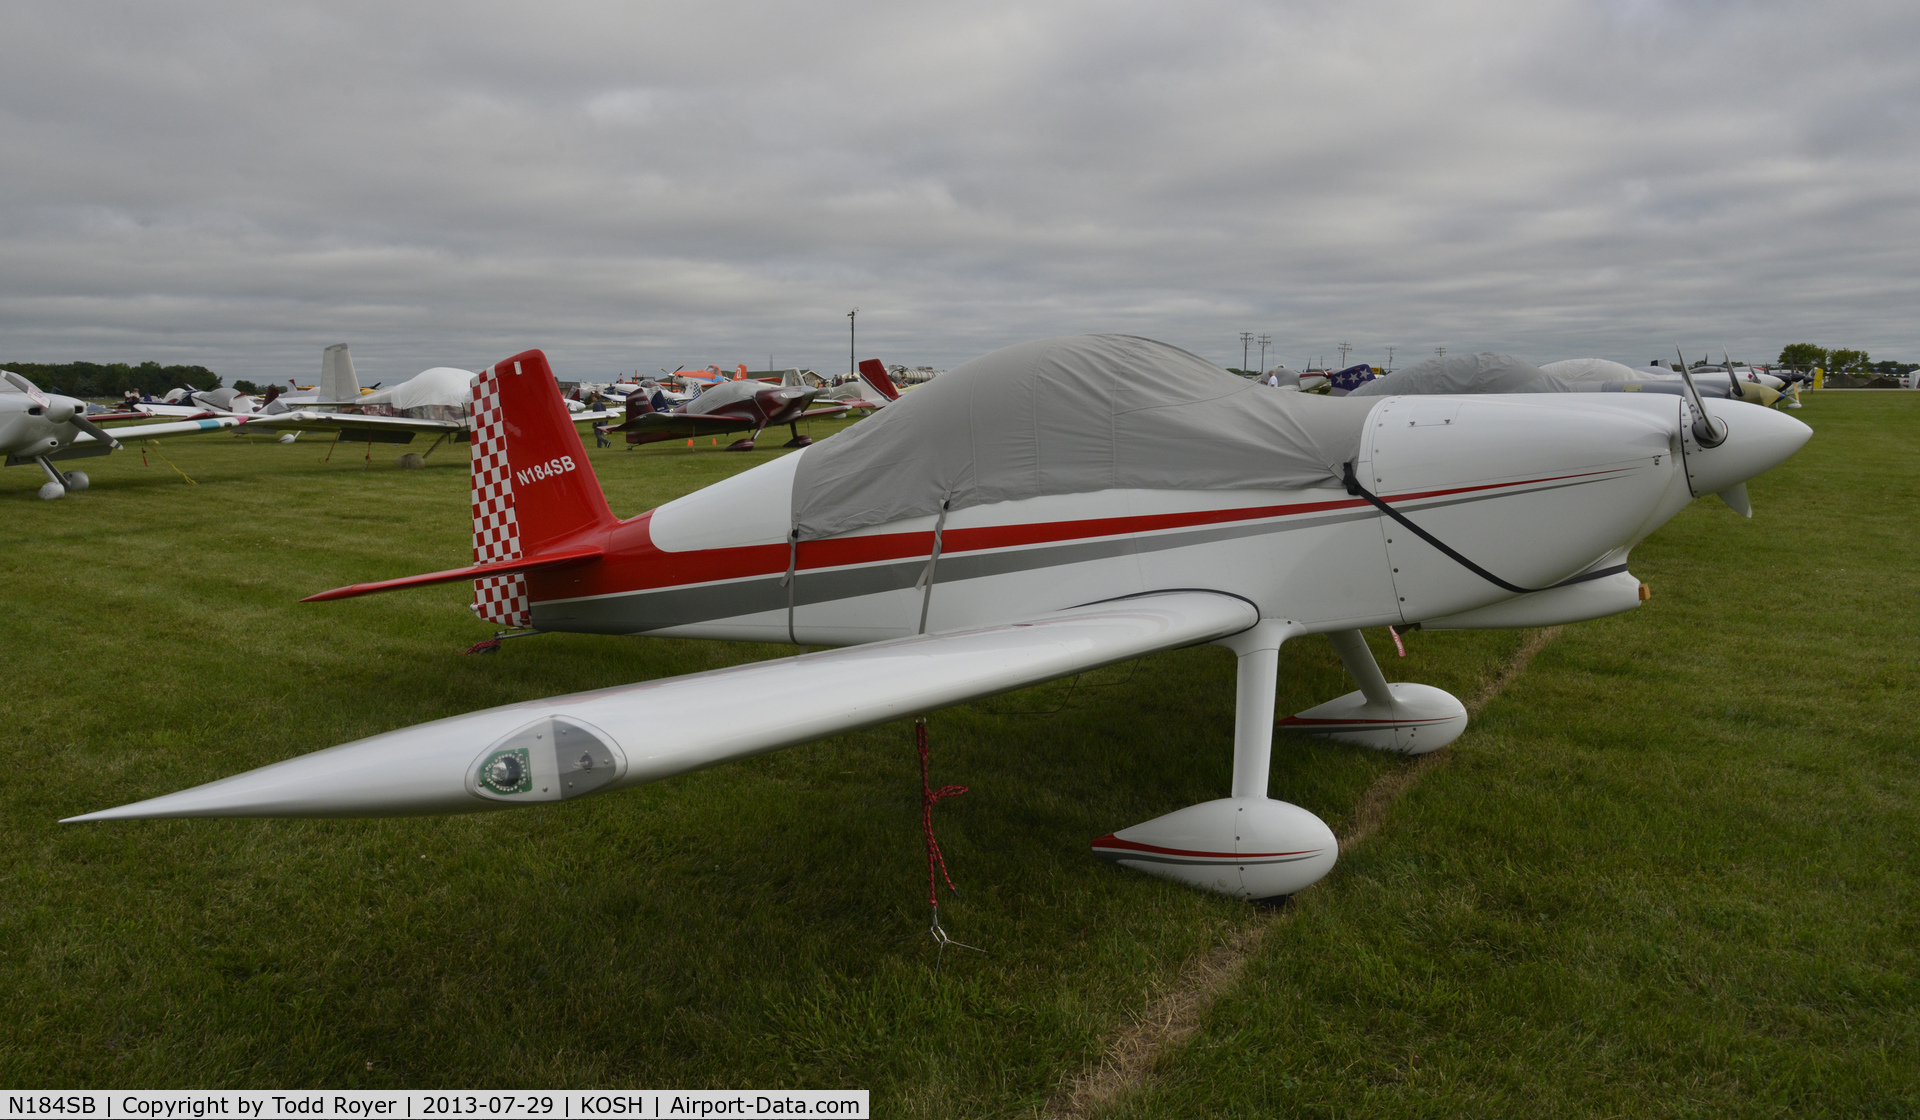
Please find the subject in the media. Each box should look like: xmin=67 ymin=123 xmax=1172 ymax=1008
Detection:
xmin=70 ymin=336 xmax=1811 ymax=904
xmin=813 ymin=358 xmax=904 ymax=411
xmin=596 ymin=375 xmax=848 ymax=450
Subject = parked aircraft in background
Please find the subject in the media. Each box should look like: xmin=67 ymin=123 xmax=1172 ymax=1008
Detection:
xmin=597 ymin=375 xmax=847 ymax=450
xmin=665 ymin=364 xmax=748 ymax=391
xmin=1355 ymin=353 xmax=1787 ymax=410
xmin=2 ymin=370 xmax=244 ymax=498
xmin=134 ymin=384 xmax=288 ymax=418
xmin=1620 ymin=357 xmax=1799 ymax=407
xmin=815 ymin=359 xmax=904 ymax=411
xmin=72 ymin=337 xmax=1811 ymax=913
xmin=132 ymin=343 xmax=372 ymax=422
xmin=242 ymin=348 xmax=611 ymax=457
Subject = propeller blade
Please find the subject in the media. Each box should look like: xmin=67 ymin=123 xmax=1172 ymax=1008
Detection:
xmin=1676 ymin=345 xmax=1726 ymax=448
xmin=70 ymin=415 xmax=123 ymax=450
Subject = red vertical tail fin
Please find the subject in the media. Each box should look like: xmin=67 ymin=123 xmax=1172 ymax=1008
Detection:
xmin=469 ymin=349 xmax=616 ymax=627
xmin=857 ymin=358 xmax=902 ymax=401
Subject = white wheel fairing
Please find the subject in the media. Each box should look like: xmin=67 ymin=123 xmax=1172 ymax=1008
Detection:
xmin=1280 ymin=683 xmax=1467 ymax=754
xmin=1093 ymin=797 xmax=1338 ymax=899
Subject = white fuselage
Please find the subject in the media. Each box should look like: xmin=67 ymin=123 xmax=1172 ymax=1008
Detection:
xmin=531 ymin=394 xmax=1705 ymax=645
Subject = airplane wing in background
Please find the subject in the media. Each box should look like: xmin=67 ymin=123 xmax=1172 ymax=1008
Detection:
xmin=120 ymin=403 xmax=214 ymax=419
xmin=818 ymin=396 xmax=883 ymax=411
xmin=12 ymin=415 xmax=246 ymax=465
xmin=604 ymin=412 xmax=773 ymax=437
xmin=91 ymin=417 xmax=247 ymax=440
xmin=239 ymin=411 xmax=466 ymax=442
xmin=69 ymin=591 xmax=1259 ymax=820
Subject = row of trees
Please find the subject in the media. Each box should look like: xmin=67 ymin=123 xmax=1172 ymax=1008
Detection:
xmin=0 ymin=360 xmax=221 ymax=398
xmin=1777 ymin=344 xmax=1913 ymax=374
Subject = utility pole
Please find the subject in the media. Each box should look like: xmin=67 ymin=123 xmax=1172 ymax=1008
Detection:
xmin=848 ymin=308 xmax=858 ymax=378
xmin=1434 ymin=346 xmax=1446 ymax=359
xmin=1239 ymin=332 xmax=1253 ymax=372
xmin=1385 ymin=345 xmax=1395 ymax=373
xmin=1258 ymin=333 xmax=1271 ymax=372
xmin=1337 ymin=341 xmax=1351 ymax=367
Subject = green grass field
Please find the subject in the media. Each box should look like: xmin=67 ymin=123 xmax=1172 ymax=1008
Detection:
xmin=1 ymin=395 xmax=1912 ymax=1116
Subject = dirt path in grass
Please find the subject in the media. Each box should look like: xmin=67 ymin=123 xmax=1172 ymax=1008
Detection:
xmin=1042 ymin=627 xmax=1563 ymax=1120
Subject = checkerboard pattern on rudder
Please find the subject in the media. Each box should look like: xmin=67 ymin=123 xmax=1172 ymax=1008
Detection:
xmin=469 ymin=364 xmax=530 ymax=627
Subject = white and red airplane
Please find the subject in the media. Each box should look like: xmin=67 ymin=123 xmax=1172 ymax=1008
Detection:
xmin=814 ymin=358 xmax=905 ymax=411
xmin=68 ymin=336 xmax=1810 ymax=904
xmin=596 ymin=376 xmax=847 ymax=450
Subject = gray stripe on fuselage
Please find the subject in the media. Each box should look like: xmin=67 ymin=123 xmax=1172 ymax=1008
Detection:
xmin=532 ymin=502 xmax=1371 ymax=633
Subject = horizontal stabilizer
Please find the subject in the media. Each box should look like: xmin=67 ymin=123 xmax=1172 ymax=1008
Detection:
xmin=301 ymin=545 xmax=606 ymax=602
xmin=66 ymin=590 xmax=1257 ymax=821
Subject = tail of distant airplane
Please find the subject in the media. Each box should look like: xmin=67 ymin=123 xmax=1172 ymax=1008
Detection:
xmin=856 ymin=358 xmax=902 ymax=402
xmin=469 ymin=350 xmax=618 ymax=626
xmin=320 ymin=344 xmax=360 ymax=403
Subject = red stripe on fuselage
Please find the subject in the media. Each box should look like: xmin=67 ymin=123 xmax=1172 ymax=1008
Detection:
xmin=534 ymin=467 xmax=1633 ymax=601
xmin=1089 ymin=834 xmax=1320 ymax=860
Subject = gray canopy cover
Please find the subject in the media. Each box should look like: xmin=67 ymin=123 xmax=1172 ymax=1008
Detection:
xmin=790 ymin=335 xmax=1373 ymax=542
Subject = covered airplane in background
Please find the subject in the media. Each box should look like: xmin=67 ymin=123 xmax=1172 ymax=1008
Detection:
xmin=242 ymin=345 xmax=611 ymax=456
xmin=1353 ymin=352 xmax=1786 ymax=407
xmin=71 ymin=336 xmax=1811 ymax=913
xmin=2 ymin=370 xmax=244 ymax=498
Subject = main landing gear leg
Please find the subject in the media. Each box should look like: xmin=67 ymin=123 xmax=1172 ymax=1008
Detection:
xmin=1278 ymin=629 xmax=1467 ymax=754
xmin=1091 ymin=620 xmax=1338 ymax=901
xmin=33 ymin=455 xmax=86 ymax=500
xmin=783 ymin=421 xmax=812 ymax=448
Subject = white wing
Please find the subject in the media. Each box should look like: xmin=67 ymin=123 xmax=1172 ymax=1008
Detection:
xmin=80 ymin=416 xmax=244 ymax=443
xmin=67 ymin=591 xmax=1259 ymax=821
xmin=239 ymin=410 xmax=464 ymax=436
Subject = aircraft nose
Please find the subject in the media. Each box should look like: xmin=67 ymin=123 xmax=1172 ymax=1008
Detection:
xmin=1682 ymin=400 xmax=1812 ymax=498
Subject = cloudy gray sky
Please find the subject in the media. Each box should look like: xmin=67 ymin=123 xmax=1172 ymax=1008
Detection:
xmin=2 ymin=0 xmax=1915 ymax=384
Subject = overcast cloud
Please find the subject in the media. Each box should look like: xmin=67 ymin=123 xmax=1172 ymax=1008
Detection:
xmin=1 ymin=0 xmax=1915 ymax=383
